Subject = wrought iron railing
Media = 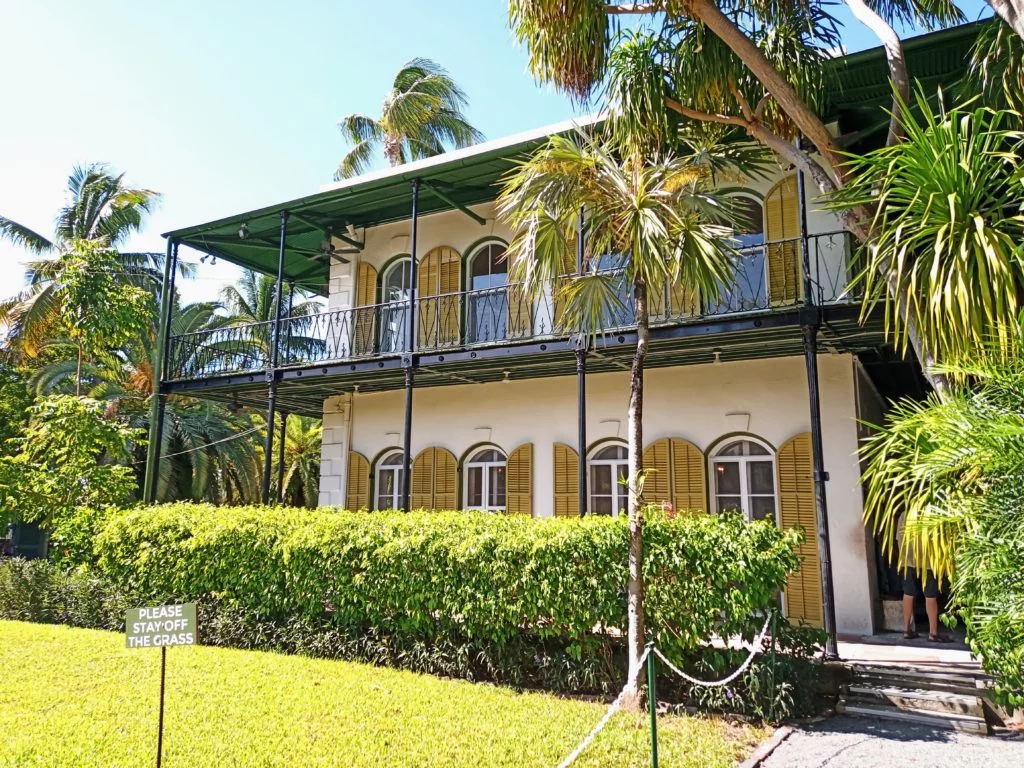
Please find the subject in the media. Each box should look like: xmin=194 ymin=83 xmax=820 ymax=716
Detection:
xmin=165 ymin=232 xmax=854 ymax=381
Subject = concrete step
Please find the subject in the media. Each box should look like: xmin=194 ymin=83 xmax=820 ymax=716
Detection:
xmin=843 ymin=684 xmax=985 ymax=719
xmin=837 ymin=700 xmax=989 ymax=735
xmin=848 ymin=664 xmax=991 ymax=696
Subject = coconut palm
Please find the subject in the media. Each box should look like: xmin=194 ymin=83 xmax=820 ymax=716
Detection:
xmin=334 ymin=58 xmax=484 ymax=180
xmin=499 ymin=132 xmax=737 ymax=705
xmin=0 ymin=163 xmax=175 ymax=360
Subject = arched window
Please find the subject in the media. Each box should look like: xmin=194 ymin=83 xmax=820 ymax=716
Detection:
xmin=375 ymin=451 xmax=405 ymax=510
xmin=712 ymin=196 xmax=767 ymax=313
xmin=464 ymin=447 xmax=507 ymax=512
xmin=709 ymin=437 xmax=777 ymax=522
xmin=589 ymin=443 xmax=629 ymax=517
xmin=380 ymin=258 xmax=412 ymax=352
xmin=467 ymin=243 xmax=509 ymax=342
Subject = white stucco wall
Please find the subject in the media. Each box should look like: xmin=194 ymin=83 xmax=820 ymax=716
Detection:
xmin=317 ymin=353 xmax=875 ymax=634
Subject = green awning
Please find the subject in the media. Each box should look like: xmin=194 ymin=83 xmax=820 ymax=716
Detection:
xmin=164 ymin=20 xmax=989 ymax=294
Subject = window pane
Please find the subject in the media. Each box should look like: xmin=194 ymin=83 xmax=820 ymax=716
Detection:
xmin=489 ymin=464 xmax=506 ymax=507
xmin=717 ymin=441 xmax=745 ymax=457
xmin=594 ymin=445 xmax=628 ymax=460
xmin=746 ymin=442 xmax=770 ymax=456
xmin=716 ymin=495 xmax=743 ymax=513
xmin=592 ymin=496 xmax=613 ymax=515
xmin=747 ymin=461 xmax=775 ymax=494
xmin=467 ymin=466 xmax=483 ymax=507
xmin=713 ymin=462 xmax=741 ymax=494
xmin=750 ymin=496 xmax=776 ymax=522
xmin=592 ymin=465 xmax=612 ymax=494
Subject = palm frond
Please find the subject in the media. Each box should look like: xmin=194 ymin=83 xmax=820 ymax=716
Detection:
xmin=0 ymin=216 xmax=54 ymax=254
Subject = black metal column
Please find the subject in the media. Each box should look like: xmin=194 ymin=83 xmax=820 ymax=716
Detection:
xmin=797 ymin=166 xmax=839 ymax=659
xmin=576 ymin=207 xmax=587 ymax=516
xmin=262 ymin=210 xmax=289 ymax=505
xmin=400 ymin=179 xmax=420 ymax=512
xmin=144 ymin=239 xmax=178 ymax=503
xmin=276 ymin=412 xmax=288 ymax=504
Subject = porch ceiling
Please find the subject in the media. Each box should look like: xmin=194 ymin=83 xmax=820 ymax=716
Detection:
xmin=167 ymin=305 xmax=885 ymax=418
xmin=162 ymin=22 xmax=988 ymax=296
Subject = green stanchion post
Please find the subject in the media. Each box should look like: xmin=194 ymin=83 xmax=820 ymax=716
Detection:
xmin=646 ymin=641 xmax=659 ymax=768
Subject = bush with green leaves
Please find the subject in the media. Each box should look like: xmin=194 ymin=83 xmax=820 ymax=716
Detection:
xmin=95 ymin=504 xmax=800 ymax=668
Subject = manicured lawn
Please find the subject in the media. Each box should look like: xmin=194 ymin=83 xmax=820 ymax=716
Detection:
xmin=0 ymin=621 xmax=768 ymax=767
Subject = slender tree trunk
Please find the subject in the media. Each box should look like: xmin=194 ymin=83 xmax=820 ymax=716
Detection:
xmin=988 ymin=0 xmax=1024 ymax=39
xmin=622 ymin=277 xmax=649 ymax=710
xmin=76 ymin=344 xmax=83 ymax=396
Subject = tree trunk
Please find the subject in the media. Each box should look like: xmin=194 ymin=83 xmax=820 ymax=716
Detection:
xmin=76 ymin=344 xmax=83 ymax=397
xmin=988 ymin=0 xmax=1024 ymax=39
xmin=622 ymin=277 xmax=649 ymax=710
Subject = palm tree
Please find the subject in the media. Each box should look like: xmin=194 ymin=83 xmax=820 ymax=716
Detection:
xmin=832 ymin=95 xmax=1024 ymax=367
xmin=334 ymin=58 xmax=484 ymax=180
xmin=0 ymin=164 xmax=173 ymax=360
xmin=30 ymin=298 xmax=260 ymax=504
xmin=499 ymin=132 xmax=737 ymax=706
xmin=276 ymin=415 xmax=323 ymax=508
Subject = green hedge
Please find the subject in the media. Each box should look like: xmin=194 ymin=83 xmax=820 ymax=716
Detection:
xmin=95 ymin=504 xmax=800 ymax=664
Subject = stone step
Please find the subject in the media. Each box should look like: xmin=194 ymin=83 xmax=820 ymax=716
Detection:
xmin=848 ymin=664 xmax=991 ymax=696
xmin=843 ymin=684 xmax=985 ymax=718
xmin=837 ymin=700 xmax=989 ymax=735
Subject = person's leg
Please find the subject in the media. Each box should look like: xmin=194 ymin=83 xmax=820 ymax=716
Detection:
xmin=923 ymin=572 xmax=950 ymax=641
xmin=902 ymin=567 xmax=919 ymax=637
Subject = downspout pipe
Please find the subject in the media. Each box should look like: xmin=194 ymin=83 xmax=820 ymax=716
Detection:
xmin=797 ymin=164 xmax=840 ymax=660
xmin=400 ymin=179 xmax=420 ymax=512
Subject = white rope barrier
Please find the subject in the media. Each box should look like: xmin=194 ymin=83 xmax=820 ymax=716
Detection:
xmin=554 ymin=613 xmax=775 ymax=767
xmin=653 ymin=612 xmax=774 ymax=688
xmin=555 ymin=646 xmax=651 ymax=768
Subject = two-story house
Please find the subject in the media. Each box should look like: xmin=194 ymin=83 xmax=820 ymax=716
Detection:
xmin=145 ymin=22 xmax=982 ymax=643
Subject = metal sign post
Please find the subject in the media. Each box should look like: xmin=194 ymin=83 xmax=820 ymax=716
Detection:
xmin=646 ymin=642 xmax=659 ymax=768
xmin=126 ymin=603 xmax=198 ymax=768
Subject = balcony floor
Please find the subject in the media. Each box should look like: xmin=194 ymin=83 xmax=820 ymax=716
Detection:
xmin=165 ymin=304 xmax=884 ymax=417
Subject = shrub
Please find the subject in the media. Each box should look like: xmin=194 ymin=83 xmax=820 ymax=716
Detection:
xmin=0 ymin=558 xmax=130 ymax=630
xmin=95 ymin=504 xmax=800 ymax=668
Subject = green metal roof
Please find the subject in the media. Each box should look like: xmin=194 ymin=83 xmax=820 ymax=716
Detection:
xmin=164 ymin=20 xmax=989 ymax=294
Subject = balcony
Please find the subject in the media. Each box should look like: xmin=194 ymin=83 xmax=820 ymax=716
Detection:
xmin=165 ymin=232 xmax=854 ymax=383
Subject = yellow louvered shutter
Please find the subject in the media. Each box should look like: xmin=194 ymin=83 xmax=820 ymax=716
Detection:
xmin=346 ymin=451 xmax=370 ymax=510
xmin=552 ymin=442 xmax=579 ymax=517
xmin=670 ymin=438 xmax=707 ymax=513
xmin=411 ymin=448 xmax=434 ymax=509
xmin=506 ymin=443 xmax=534 ymax=516
xmin=642 ymin=439 xmax=672 ymax=508
xmin=353 ymin=262 xmax=378 ymax=356
xmin=777 ymin=432 xmax=823 ymax=628
xmin=433 ymin=448 xmax=458 ymax=509
xmin=418 ymin=246 xmax=461 ymax=349
xmin=765 ymin=175 xmax=802 ymax=306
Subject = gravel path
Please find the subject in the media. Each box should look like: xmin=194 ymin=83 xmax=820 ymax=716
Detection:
xmin=760 ymin=715 xmax=1024 ymax=768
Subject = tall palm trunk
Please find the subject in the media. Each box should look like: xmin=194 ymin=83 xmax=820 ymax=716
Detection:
xmin=623 ymin=277 xmax=649 ymax=708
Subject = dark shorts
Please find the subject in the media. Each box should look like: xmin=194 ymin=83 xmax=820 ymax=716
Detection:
xmin=902 ymin=567 xmax=939 ymax=598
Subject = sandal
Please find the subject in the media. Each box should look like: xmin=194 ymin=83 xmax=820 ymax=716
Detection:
xmin=903 ymin=631 xmax=919 ymax=640
xmin=928 ymin=633 xmax=953 ymax=643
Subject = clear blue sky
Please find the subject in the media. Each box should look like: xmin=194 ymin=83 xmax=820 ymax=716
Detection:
xmin=0 ymin=0 xmax=992 ymax=304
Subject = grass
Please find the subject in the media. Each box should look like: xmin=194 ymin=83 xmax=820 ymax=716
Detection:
xmin=0 ymin=621 xmax=768 ymax=767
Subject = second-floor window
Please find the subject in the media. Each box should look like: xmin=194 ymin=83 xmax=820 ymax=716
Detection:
xmin=468 ymin=243 xmax=509 ymax=343
xmin=380 ymin=258 xmax=411 ymax=353
xmin=711 ymin=196 xmax=766 ymax=314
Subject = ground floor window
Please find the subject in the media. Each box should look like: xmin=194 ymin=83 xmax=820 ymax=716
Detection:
xmin=589 ymin=443 xmax=629 ymax=516
xmin=375 ymin=451 xmax=405 ymax=509
xmin=464 ymin=447 xmax=506 ymax=511
xmin=709 ymin=438 xmax=776 ymax=522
